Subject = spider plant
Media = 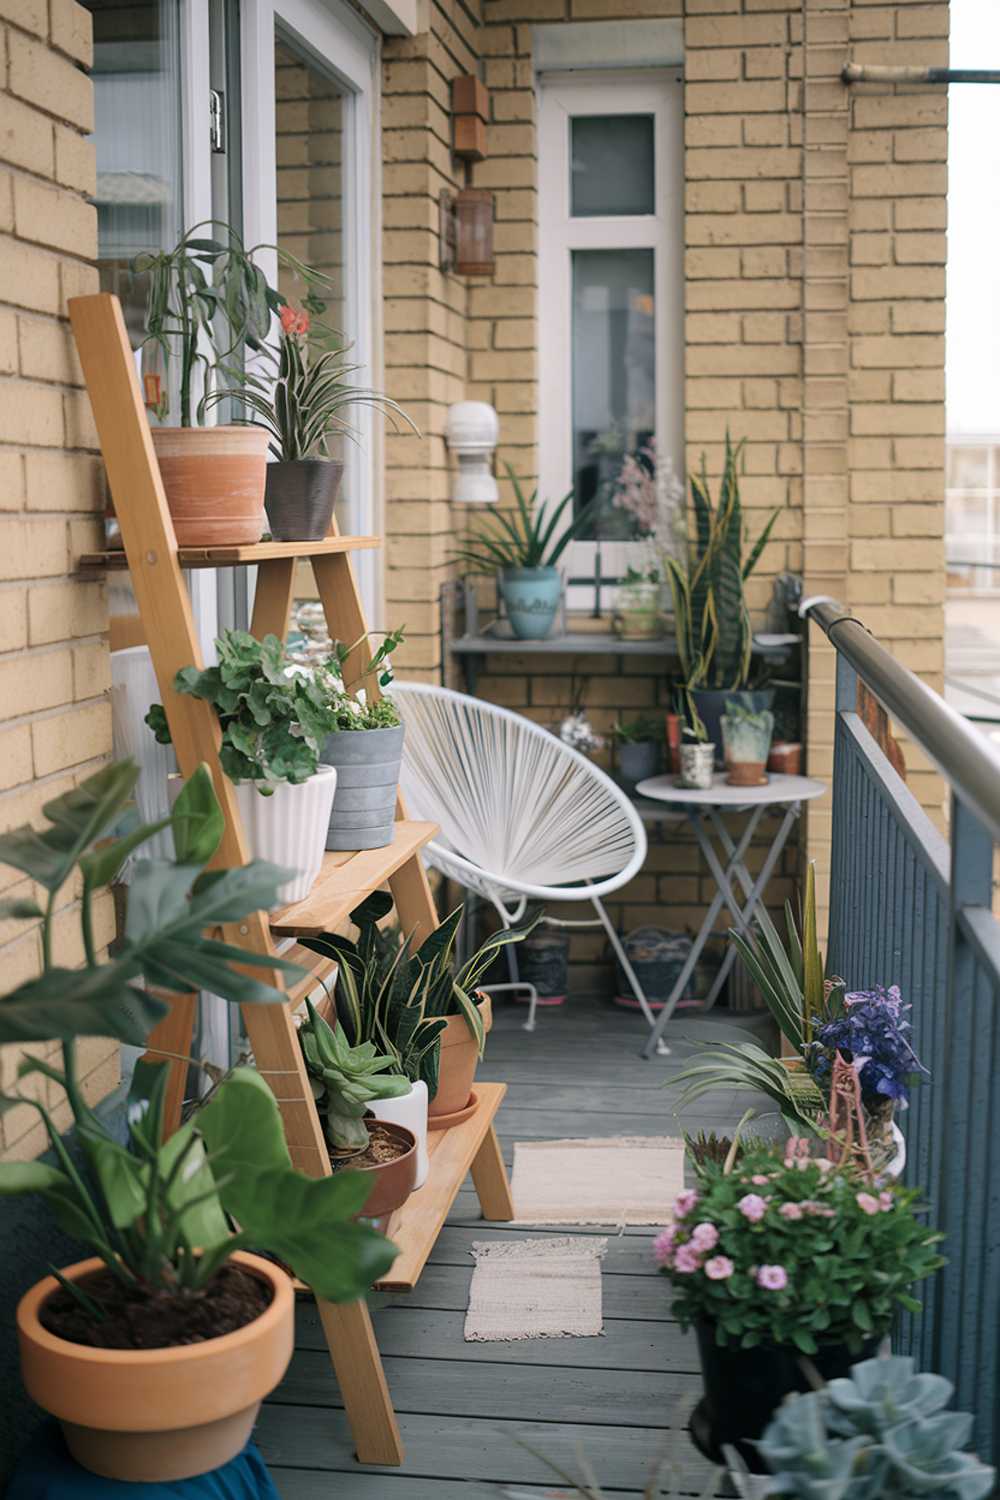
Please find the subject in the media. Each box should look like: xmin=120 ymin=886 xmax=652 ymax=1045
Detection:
xmin=664 ymin=433 xmax=779 ymax=700
xmin=669 ymin=1039 xmax=826 ymax=1136
xmin=729 ymin=862 xmax=833 ymax=1049
xmin=452 ymin=464 xmax=597 ymax=573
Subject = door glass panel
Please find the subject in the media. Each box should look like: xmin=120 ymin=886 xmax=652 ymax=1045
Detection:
xmin=571 ymin=248 xmax=655 ymax=537
xmin=84 ymin=0 xmax=184 ymax=348
xmin=571 ymin=115 xmax=655 ymax=218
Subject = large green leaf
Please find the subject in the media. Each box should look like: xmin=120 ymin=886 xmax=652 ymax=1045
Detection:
xmin=0 ymin=762 xmax=140 ymax=893
xmin=170 ymin=763 xmax=225 ymax=866
xmin=0 ymin=967 xmax=168 ymax=1046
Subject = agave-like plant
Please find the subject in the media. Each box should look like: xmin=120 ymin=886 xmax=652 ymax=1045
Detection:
xmin=451 ymin=464 xmax=597 ymax=573
xmin=665 ymin=433 xmax=779 ymax=706
xmin=298 ymin=998 xmax=411 ymax=1152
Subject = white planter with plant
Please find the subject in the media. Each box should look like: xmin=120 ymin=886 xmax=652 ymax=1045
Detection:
xmin=613 ymin=566 xmax=661 ymax=639
xmin=148 ymin=628 xmax=344 ymax=904
xmin=0 ymin=761 xmax=395 ymax=1482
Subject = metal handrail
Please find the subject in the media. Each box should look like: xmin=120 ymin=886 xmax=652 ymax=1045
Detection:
xmin=800 ymin=596 xmax=1000 ymax=845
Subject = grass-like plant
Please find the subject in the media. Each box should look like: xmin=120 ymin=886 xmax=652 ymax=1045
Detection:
xmin=612 ymin=716 xmax=664 ymax=744
xmin=452 ymin=464 xmax=597 ymax=573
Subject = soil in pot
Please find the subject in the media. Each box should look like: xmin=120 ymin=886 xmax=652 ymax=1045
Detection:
xmin=330 ymin=1122 xmax=409 ymax=1171
xmin=39 ymin=1264 xmax=271 ymax=1351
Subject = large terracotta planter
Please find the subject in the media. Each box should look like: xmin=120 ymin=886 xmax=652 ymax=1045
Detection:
xmin=17 ymin=1251 xmax=294 ymax=1483
xmin=151 ymin=426 xmax=268 ymax=547
xmin=428 ymin=992 xmax=492 ymax=1121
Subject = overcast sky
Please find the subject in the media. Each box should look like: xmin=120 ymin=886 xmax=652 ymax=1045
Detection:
xmin=946 ymin=0 xmax=1000 ymax=436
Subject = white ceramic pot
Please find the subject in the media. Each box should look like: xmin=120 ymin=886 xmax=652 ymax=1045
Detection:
xmin=370 ymin=1080 xmax=429 ymax=1189
xmin=234 ymin=766 xmax=338 ymax=905
xmin=679 ymin=742 xmax=716 ymax=790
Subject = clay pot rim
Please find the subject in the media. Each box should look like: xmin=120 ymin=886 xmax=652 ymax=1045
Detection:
xmin=150 ymin=424 xmax=270 ymax=441
xmin=17 ymin=1250 xmax=292 ymax=1370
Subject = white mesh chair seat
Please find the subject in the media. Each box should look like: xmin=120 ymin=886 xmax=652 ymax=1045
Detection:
xmin=389 ymin=683 xmax=660 ymax=1035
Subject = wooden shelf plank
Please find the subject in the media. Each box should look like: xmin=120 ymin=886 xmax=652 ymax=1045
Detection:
xmin=376 ymin=1083 xmax=507 ymax=1293
xmin=269 ymin=820 xmax=438 ymax=937
xmin=78 ymin=536 xmax=381 ymax=573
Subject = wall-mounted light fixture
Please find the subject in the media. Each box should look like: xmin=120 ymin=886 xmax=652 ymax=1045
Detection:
xmin=445 ymin=401 xmax=499 ymax=504
xmin=439 ymin=189 xmax=495 ymax=277
xmin=451 ymin=75 xmax=488 ymax=160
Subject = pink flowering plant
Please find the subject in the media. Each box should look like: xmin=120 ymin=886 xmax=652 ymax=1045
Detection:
xmin=655 ymin=1144 xmax=943 ymax=1356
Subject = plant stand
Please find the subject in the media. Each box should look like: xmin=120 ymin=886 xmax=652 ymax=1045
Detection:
xmin=69 ymin=293 xmax=514 ymax=1468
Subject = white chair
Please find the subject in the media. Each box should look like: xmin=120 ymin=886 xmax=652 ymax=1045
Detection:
xmin=389 ymin=682 xmax=665 ymax=1043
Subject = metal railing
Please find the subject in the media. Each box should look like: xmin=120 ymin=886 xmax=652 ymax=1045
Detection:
xmin=802 ymin=597 xmax=1000 ymax=1462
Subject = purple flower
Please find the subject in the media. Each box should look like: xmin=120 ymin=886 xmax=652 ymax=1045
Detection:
xmin=690 ymin=1222 xmax=719 ymax=1252
xmin=704 ymin=1255 xmax=735 ymax=1281
xmin=673 ymin=1243 xmax=702 ymax=1274
xmin=652 ymin=1227 xmax=677 ymax=1266
xmin=756 ymin=1264 xmax=788 ymax=1291
xmin=812 ymin=984 xmax=927 ymax=1110
xmin=673 ymin=1189 xmax=699 ymax=1220
xmin=737 ymin=1193 xmax=767 ymax=1222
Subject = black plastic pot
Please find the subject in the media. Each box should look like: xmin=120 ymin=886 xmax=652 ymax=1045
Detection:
xmin=689 ymin=688 xmax=775 ymax=768
xmin=690 ymin=1319 xmax=879 ymax=1469
xmin=616 ymin=739 xmax=661 ymax=794
xmin=264 ymin=459 xmax=344 ymax=541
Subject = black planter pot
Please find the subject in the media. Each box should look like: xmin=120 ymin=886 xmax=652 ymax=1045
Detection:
xmin=690 ymin=1319 xmax=879 ymax=1469
xmin=689 ymin=688 xmax=775 ymax=768
xmin=616 ymin=739 xmax=661 ymax=795
xmin=264 ymin=459 xmax=344 ymax=542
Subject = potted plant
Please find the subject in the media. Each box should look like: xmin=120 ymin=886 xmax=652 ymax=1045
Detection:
xmin=135 ymin=223 xmax=326 ymax=547
xmin=317 ymin=627 xmax=407 ymax=850
xmin=678 ymin=715 xmax=716 ymax=791
xmin=452 ymin=465 xmax=597 ymax=641
xmin=612 ymin=716 xmax=663 ymax=793
xmin=0 ymin=760 xmax=395 ymax=1481
xmin=210 ymin=304 xmax=417 ymax=542
xmin=655 ymin=1141 xmax=944 ymax=1468
xmin=147 ymin=628 xmax=341 ymax=903
xmin=665 ymin=434 xmax=779 ymax=763
xmin=744 ymin=1354 xmax=995 ymax=1499
xmin=613 ymin=565 xmax=662 ymax=640
xmin=721 ymin=702 xmax=775 ymax=787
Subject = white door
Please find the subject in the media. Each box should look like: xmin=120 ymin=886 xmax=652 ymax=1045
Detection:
xmin=538 ymin=70 xmax=683 ymax=612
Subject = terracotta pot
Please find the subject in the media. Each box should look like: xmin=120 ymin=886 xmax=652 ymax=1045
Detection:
xmin=17 ymin=1251 xmax=293 ymax=1483
xmin=353 ymin=1120 xmax=418 ymax=1228
xmin=768 ymin=741 xmax=802 ymax=775
xmin=664 ymin=713 xmax=682 ymax=775
xmin=151 ymin=426 xmax=268 ymax=547
xmin=428 ymin=992 xmax=492 ymax=1120
xmin=726 ymin=760 xmax=768 ymax=787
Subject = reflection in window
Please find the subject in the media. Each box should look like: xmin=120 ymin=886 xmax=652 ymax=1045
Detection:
xmin=571 ymin=115 xmax=655 ymax=218
xmin=571 ymin=248 xmax=655 ymax=538
xmin=946 ymin=439 xmax=1000 ymax=592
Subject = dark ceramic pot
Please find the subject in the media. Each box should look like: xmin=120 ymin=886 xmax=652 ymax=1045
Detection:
xmin=689 ymin=688 xmax=775 ymax=768
xmin=690 ymin=1319 xmax=879 ymax=1469
xmin=617 ymin=739 xmax=660 ymax=795
xmin=264 ymin=459 xmax=344 ymax=542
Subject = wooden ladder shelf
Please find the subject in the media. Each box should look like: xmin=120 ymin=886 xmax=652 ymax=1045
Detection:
xmin=69 ymin=293 xmax=513 ymax=1468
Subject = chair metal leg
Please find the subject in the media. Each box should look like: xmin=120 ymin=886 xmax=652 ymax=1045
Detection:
xmin=590 ymin=895 xmax=670 ymax=1054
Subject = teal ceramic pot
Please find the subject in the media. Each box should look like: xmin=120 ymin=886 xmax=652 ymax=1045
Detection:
xmin=690 ymin=688 xmax=775 ymax=768
xmin=500 ymin=566 xmax=562 ymax=640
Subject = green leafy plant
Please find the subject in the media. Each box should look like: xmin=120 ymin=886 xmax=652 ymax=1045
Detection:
xmin=754 ymin=1355 xmax=994 ymax=1499
xmin=208 ymin=304 xmax=417 ymax=461
xmin=317 ymin=627 xmax=405 ymax=732
xmin=146 ymin=629 xmax=342 ymax=791
xmin=730 ymin=863 xmax=831 ymax=1051
xmin=665 ymin=433 xmax=779 ymax=705
xmin=670 ymin=1040 xmax=827 ymax=1136
xmin=134 ymin=222 xmax=330 ymax=430
xmin=299 ymin=998 xmax=411 ymax=1152
xmin=656 ymin=1145 xmax=944 ymax=1356
xmin=612 ymin=716 xmax=664 ymax=745
xmin=0 ymin=758 xmax=396 ymax=1312
xmin=452 ymin=465 xmax=597 ymax=573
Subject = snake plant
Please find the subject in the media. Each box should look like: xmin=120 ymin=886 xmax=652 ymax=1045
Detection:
xmin=665 ymin=433 xmax=779 ymax=700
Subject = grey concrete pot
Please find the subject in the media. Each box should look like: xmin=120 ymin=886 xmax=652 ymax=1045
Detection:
xmin=322 ymin=723 xmax=404 ymax=850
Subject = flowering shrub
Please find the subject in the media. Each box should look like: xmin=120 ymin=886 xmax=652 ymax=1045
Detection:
xmin=655 ymin=1145 xmax=943 ymax=1355
xmin=812 ymin=984 xmax=928 ymax=1110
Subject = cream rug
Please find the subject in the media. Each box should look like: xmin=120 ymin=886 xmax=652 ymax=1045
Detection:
xmin=510 ymin=1136 xmax=686 ymax=1226
xmin=464 ymin=1235 xmax=608 ymax=1342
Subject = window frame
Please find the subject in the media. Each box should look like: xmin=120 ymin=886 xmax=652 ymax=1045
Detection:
xmin=537 ymin=68 xmax=683 ymax=613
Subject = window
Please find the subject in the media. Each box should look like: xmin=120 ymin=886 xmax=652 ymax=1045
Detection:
xmin=538 ymin=71 xmax=683 ymax=611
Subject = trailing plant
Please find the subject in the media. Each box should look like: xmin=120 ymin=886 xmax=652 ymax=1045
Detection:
xmin=655 ymin=1143 xmax=944 ymax=1356
xmin=753 ymin=1355 xmax=994 ymax=1499
xmin=134 ymin=221 xmax=331 ymax=430
xmin=299 ymin=998 xmax=411 ymax=1153
xmin=612 ymin=716 xmax=664 ymax=745
xmin=451 ymin=464 xmax=597 ymax=573
xmin=146 ymin=628 xmax=342 ymax=791
xmin=208 ymin=303 xmax=418 ymax=461
xmin=665 ymin=433 xmax=779 ymax=705
xmin=0 ymin=759 xmax=396 ymax=1310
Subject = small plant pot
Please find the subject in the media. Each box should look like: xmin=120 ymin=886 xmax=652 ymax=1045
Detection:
xmin=322 ymin=724 xmax=404 ymax=851
xmin=428 ymin=992 xmax=492 ymax=1121
xmin=16 ymin=1252 xmax=293 ymax=1483
xmin=499 ymin=566 xmax=562 ymax=641
xmin=722 ymin=710 xmax=774 ymax=788
xmin=151 ymin=426 xmax=268 ymax=547
xmin=678 ymin=742 xmax=716 ymax=790
xmin=726 ymin=761 xmax=768 ymax=787
xmin=369 ymin=1080 xmax=429 ymax=1189
xmin=347 ymin=1120 xmax=418 ymax=1229
xmin=517 ymin=927 xmax=570 ymax=1007
xmin=665 ymin=713 xmax=682 ymax=775
xmin=264 ymin=458 xmax=344 ymax=541
xmin=690 ymin=688 xmax=775 ymax=769
xmin=767 ymin=741 xmax=802 ymax=775
xmin=617 ymin=739 xmax=661 ymax=794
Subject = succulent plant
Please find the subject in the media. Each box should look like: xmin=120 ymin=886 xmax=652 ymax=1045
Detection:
xmin=755 ymin=1356 xmax=995 ymax=1500
xmin=298 ymin=998 xmax=411 ymax=1152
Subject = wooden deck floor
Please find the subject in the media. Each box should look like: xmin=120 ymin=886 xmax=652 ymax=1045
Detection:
xmin=259 ymin=994 xmax=775 ymax=1498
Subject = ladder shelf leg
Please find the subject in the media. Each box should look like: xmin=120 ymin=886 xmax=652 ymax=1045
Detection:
xmin=318 ymin=1296 xmax=405 ymax=1466
xmin=470 ymin=1123 xmax=514 ymax=1222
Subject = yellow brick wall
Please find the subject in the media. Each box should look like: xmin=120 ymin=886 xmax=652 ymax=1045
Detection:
xmin=0 ymin=0 xmax=117 ymax=1160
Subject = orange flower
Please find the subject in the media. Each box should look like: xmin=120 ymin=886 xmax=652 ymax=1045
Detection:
xmin=279 ymin=304 xmax=310 ymax=337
